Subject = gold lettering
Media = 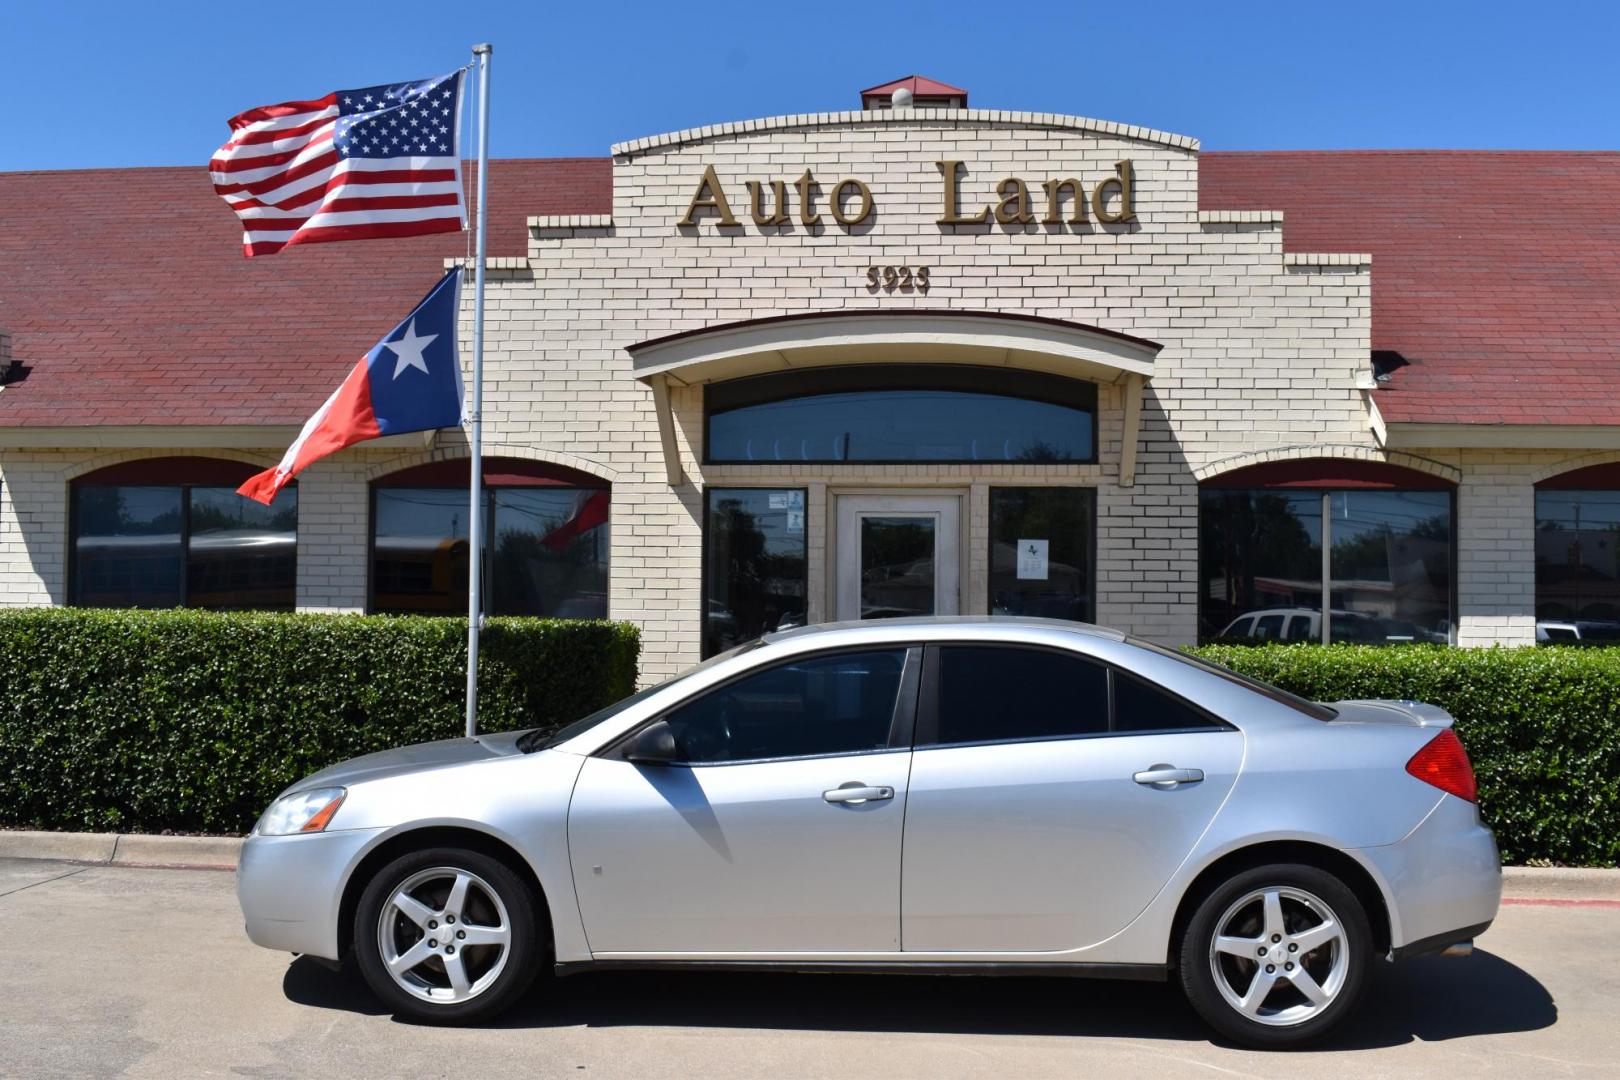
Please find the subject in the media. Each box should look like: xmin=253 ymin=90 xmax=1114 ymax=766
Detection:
xmin=1041 ymin=177 xmax=1087 ymax=225
xmin=994 ymin=177 xmax=1034 ymax=225
xmin=677 ymin=164 xmax=738 ymax=227
xmin=1091 ymin=160 xmax=1137 ymax=225
xmin=830 ymin=178 xmax=874 ymax=226
xmin=935 ymin=160 xmax=990 ymax=225
xmin=795 ymin=169 xmax=821 ymax=226
xmin=746 ymin=180 xmax=790 ymax=226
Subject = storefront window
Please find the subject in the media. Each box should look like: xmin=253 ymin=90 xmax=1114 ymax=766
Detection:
xmin=706 ymin=365 xmax=1096 ymax=464
xmin=71 ymin=460 xmax=296 ymax=610
xmin=1199 ymin=464 xmax=1453 ymax=644
xmin=704 ymin=488 xmax=808 ymax=656
xmin=989 ymin=488 xmax=1095 ymax=621
xmin=371 ymin=487 xmax=608 ymax=617
xmin=1534 ymin=489 xmax=1620 ymax=639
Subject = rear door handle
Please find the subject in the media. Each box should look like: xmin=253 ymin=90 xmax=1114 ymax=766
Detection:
xmin=1133 ymin=765 xmax=1204 ymax=789
xmin=823 ymin=784 xmax=894 ymax=804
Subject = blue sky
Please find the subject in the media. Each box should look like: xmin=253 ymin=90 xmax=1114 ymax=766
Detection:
xmin=5 ymin=0 xmax=1618 ymax=171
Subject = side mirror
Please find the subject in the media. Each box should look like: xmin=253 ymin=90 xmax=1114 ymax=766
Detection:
xmin=623 ymin=720 xmax=680 ymax=766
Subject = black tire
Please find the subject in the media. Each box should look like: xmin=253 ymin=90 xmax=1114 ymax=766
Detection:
xmin=1178 ymin=863 xmax=1372 ymax=1049
xmin=354 ymin=846 xmax=543 ymax=1025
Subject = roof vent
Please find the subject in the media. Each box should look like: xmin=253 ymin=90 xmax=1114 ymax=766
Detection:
xmin=860 ymin=75 xmax=968 ymax=110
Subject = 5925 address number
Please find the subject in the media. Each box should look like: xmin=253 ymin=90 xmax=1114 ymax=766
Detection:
xmin=866 ymin=265 xmax=931 ymax=293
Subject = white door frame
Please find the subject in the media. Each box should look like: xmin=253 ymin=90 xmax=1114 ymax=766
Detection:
xmin=833 ymin=492 xmax=964 ymax=622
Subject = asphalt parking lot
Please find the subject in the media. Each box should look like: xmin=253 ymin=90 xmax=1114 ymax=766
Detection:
xmin=4 ymin=857 xmax=1616 ymax=1079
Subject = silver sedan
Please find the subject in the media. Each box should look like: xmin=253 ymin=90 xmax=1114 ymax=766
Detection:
xmin=237 ymin=617 xmax=1500 ymax=1048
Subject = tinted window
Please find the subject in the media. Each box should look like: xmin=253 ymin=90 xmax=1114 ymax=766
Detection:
xmin=1254 ymin=614 xmax=1285 ymax=640
xmin=706 ymin=365 xmax=1096 ymax=465
xmin=704 ymin=488 xmax=808 ymax=656
xmin=989 ymin=487 xmax=1095 ymax=621
xmin=929 ymin=645 xmax=1109 ymax=746
xmin=1113 ymin=671 xmax=1226 ymax=733
xmin=662 ymin=649 xmax=907 ymax=763
xmin=371 ymin=486 xmax=608 ymax=617
xmin=72 ymin=483 xmax=296 ymax=610
xmin=1535 ymin=489 xmax=1620 ymax=630
xmin=1284 ymin=615 xmax=1314 ymax=641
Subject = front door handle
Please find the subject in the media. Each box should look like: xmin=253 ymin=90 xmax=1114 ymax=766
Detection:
xmin=1133 ymin=765 xmax=1204 ymax=789
xmin=823 ymin=783 xmax=894 ymax=804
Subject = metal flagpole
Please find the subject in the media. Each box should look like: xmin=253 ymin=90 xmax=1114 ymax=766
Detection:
xmin=465 ymin=43 xmax=492 ymax=739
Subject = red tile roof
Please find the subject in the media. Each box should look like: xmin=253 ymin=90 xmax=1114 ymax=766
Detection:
xmin=1 ymin=150 xmax=1615 ymax=431
xmin=1200 ymin=151 xmax=1620 ymax=426
xmin=0 ymin=158 xmax=609 ymax=428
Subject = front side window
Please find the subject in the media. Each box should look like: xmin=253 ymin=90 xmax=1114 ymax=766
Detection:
xmin=1534 ymin=488 xmax=1620 ymax=637
xmin=705 ymin=366 xmax=1097 ymax=464
xmin=1200 ymin=481 xmax=1453 ymax=645
xmin=989 ymin=487 xmax=1095 ymax=621
xmin=660 ymin=649 xmax=908 ymax=764
xmin=703 ymin=488 xmax=808 ymax=657
xmin=72 ymin=472 xmax=296 ymax=610
xmin=371 ymin=469 xmax=608 ymax=617
xmin=926 ymin=645 xmax=1110 ymax=746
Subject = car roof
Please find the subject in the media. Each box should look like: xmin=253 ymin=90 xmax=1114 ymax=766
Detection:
xmin=763 ymin=615 xmax=1128 ymax=645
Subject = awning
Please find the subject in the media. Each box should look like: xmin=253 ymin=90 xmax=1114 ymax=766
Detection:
xmin=628 ymin=310 xmax=1161 ymax=486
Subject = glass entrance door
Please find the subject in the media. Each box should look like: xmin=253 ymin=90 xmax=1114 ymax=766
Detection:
xmin=834 ymin=494 xmax=962 ymax=621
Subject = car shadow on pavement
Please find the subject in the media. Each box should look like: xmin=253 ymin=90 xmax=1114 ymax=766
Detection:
xmin=282 ymin=948 xmax=1554 ymax=1049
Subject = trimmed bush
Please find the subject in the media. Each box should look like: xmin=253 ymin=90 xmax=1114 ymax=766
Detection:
xmin=1192 ymin=644 xmax=1620 ymax=867
xmin=0 ymin=608 xmax=638 ymax=835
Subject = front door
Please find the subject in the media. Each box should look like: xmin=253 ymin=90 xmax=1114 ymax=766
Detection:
xmin=835 ymin=493 xmax=962 ymax=621
xmin=567 ymin=647 xmax=918 ymax=956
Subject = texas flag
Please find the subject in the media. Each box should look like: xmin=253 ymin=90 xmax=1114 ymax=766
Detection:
xmin=238 ymin=269 xmax=464 ymax=504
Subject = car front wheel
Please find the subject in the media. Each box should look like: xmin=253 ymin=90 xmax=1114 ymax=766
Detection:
xmin=354 ymin=847 xmax=542 ymax=1024
xmin=1178 ymin=863 xmax=1371 ymax=1048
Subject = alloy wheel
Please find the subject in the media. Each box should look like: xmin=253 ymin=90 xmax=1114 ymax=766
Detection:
xmin=377 ymin=865 xmax=513 ymax=1004
xmin=1207 ymin=885 xmax=1349 ymax=1027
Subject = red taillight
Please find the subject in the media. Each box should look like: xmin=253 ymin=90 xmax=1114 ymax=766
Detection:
xmin=1405 ymin=728 xmax=1477 ymax=803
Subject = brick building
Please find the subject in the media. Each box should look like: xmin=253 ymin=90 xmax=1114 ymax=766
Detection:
xmin=3 ymin=77 xmax=1619 ymax=679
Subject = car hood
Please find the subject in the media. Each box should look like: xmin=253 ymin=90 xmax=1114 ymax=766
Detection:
xmin=288 ymin=729 xmax=532 ymax=793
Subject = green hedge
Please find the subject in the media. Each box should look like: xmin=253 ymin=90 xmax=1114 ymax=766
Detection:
xmin=1191 ymin=644 xmax=1620 ymax=867
xmin=0 ymin=608 xmax=639 ymax=835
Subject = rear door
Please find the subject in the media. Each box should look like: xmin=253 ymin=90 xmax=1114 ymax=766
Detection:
xmin=568 ymin=646 xmax=920 ymax=956
xmin=900 ymin=644 xmax=1243 ymax=953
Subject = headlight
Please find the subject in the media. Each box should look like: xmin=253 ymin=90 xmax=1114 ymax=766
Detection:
xmin=255 ymin=787 xmax=346 ymax=836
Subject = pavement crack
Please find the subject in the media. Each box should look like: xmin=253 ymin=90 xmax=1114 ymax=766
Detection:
xmin=0 ymin=864 xmax=92 ymax=899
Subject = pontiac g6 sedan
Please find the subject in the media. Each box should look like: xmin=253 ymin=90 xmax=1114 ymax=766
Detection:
xmin=238 ymin=617 xmax=1500 ymax=1048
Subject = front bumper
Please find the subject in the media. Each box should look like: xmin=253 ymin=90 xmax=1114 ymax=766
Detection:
xmin=237 ymin=826 xmax=388 ymax=960
xmin=1357 ymin=793 xmax=1502 ymax=952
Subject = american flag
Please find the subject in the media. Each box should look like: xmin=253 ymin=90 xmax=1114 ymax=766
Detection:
xmin=210 ymin=71 xmax=466 ymax=257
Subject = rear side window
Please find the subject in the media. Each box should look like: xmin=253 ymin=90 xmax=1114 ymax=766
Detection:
xmin=1254 ymin=614 xmax=1285 ymax=640
xmin=1285 ymin=615 xmax=1314 ymax=642
xmin=1113 ymin=671 xmax=1226 ymax=733
xmin=927 ymin=645 xmax=1110 ymax=746
xmin=661 ymin=649 xmax=907 ymax=763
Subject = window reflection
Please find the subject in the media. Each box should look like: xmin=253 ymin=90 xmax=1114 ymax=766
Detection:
xmin=72 ymin=483 xmax=296 ymax=610
xmin=989 ymin=488 xmax=1095 ymax=621
xmin=371 ymin=486 xmax=608 ymax=618
xmin=1199 ymin=486 xmax=1453 ymax=645
xmin=859 ymin=516 xmax=936 ymax=618
xmin=1535 ymin=490 xmax=1620 ymax=641
xmin=1199 ymin=490 xmax=1323 ymax=642
xmin=703 ymin=489 xmax=808 ymax=656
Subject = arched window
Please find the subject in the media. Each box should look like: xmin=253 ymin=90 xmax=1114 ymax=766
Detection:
xmin=704 ymin=365 xmax=1097 ymax=464
xmin=70 ymin=457 xmax=296 ymax=610
xmin=1198 ymin=459 xmax=1454 ymax=645
xmin=370 ymin=458 xmax=609 ymax=618
xmin=1534 ymin=463 xmax=1620 ymax=639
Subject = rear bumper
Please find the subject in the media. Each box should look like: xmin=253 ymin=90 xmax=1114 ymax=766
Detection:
xmin=1356 ymin=794 xmax=1502 ymax=951
xmin=1391 ymin=919 xmax=1492 ymax=960
xmin=236 ymin=826 xmax=387 ymax=960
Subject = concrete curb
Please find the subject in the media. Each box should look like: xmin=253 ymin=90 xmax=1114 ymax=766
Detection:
xmin=1501 ymin=866 xmax=1620 ymax=902
xmin=0 ymin=830 xmax=241 ymax=870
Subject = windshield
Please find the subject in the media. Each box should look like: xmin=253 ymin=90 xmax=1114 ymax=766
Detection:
xmin=1127 ymin=637 xmax=1339 ymax=721
xmin=517 ymin=638 xmax=768 ymax=752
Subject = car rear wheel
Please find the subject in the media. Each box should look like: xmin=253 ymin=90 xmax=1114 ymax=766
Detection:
xmin=354 ymin=847 xmax=542 ymax=1024
xmin=1178 ymin=863 xmax=1371 ymax=1048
